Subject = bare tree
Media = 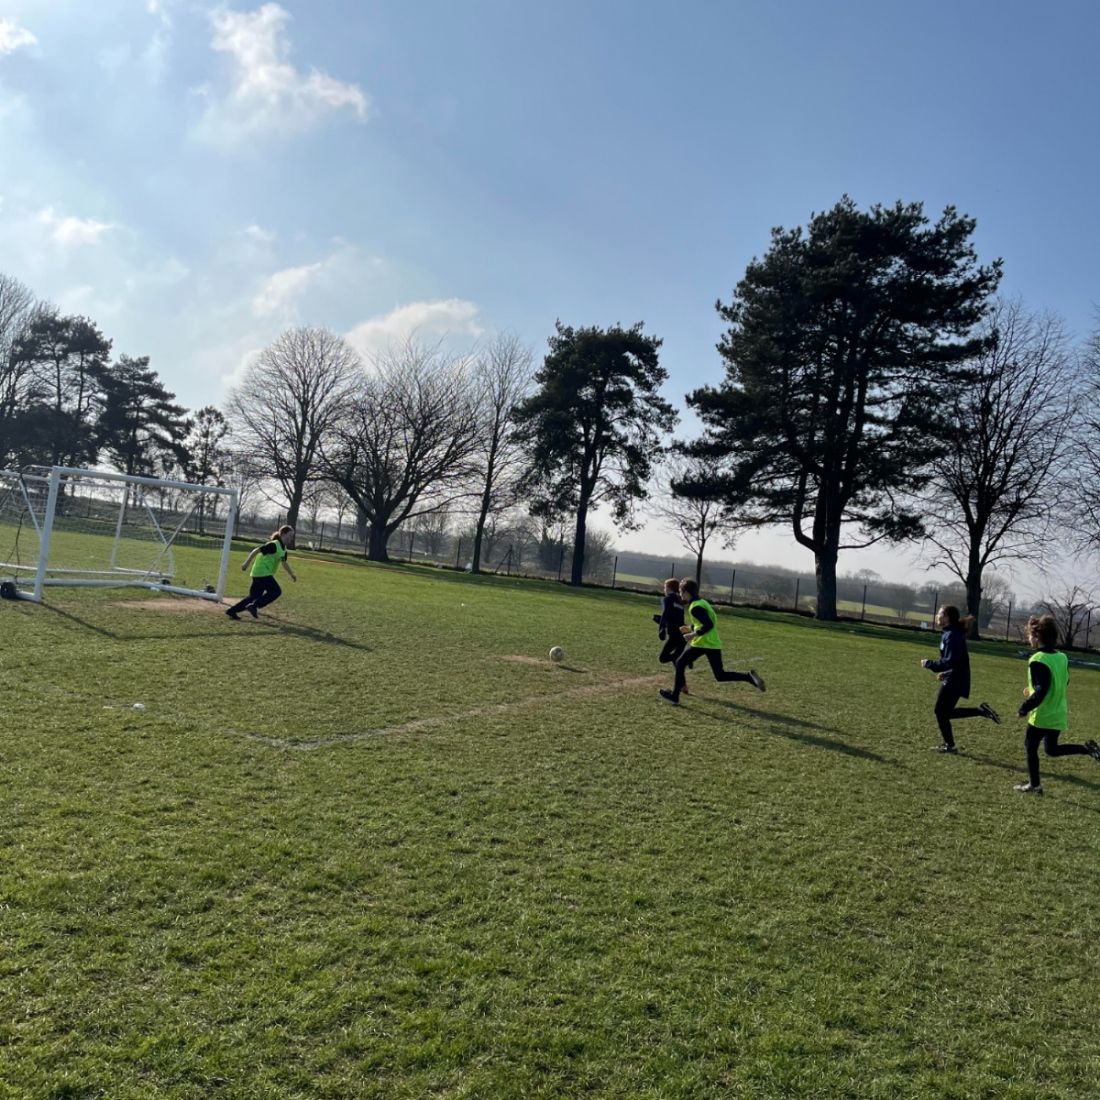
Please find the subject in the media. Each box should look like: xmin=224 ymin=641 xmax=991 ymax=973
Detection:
xmin=923 ymin=300 xmax=1077 ymax=637
xmin=469 ymin=332 xmax=533 ymax=573
xmin=0 ymin=274 xmax=41 ymax=464
xmin=1037 ymin=583 xmax=1097 ymax=649
xmin=320 ymin=339 xmax=482 ymax=561
xmin=655 ymin=458 xmax=739 ymax=584
xmin=1075 ymin=311 xmax=1100 ymax=549
xmin=226 ymin=327 xmax=361 ymax=527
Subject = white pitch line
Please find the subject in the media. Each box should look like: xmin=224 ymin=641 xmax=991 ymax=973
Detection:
xmin=231 ymin=674 xmax=667 ymax=750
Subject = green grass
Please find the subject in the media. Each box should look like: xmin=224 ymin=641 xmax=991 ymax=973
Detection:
xmin=2 ymin=547 xmax=1099 ymax=1098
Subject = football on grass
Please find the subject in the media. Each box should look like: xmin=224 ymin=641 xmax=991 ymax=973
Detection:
xmin=549 ymin=646 xmax=564 ymax=662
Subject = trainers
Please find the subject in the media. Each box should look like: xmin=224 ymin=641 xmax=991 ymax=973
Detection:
xmin=680 ymin=684 xmax=690 ymax=696
xmin=979 ymin=702 xmax=1001 ymax=725
xmin=1085 ymin=739 xmax=1100 ymax=763
xmin=658 ymin=689 xmax=680 ymax=706
xmin=933 ymin=744 xmax=958 ymax=754
xmin=225 ymin=609 xmax=240 ymax=620
xmin=1014 ymin=782 xmax=1043 ymax=795
xmin=749 ymin=669 xmax=766 ymax=693
xmin=247 ymin=605 xmax=259 ymax=619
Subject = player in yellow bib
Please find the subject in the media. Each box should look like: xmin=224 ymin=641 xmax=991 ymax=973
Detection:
xmin=659 ymin=578 xmax=765 ymax=705
xmin=225 ymin=525 xmax=297 ymax=620
xmin=1014 ymin=614 xmax=1100 ymax=794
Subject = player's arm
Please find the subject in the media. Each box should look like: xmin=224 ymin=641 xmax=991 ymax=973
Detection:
xmin=240 ymin=547 xmax=260 ymax=572
xmin=685 ymin=606 xmax=714 ymax=641
xmin=922 ymin=632 xmax=957 ymax=672
xmin=1018 ymin=662 xmax=1051 ymax=717
xmin=281 ymin=555 xmax=297 ymax=582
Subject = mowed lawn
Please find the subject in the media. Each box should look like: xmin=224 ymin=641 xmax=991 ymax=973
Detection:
xmin=2 ymin=550 xmax=1100 ymax=1099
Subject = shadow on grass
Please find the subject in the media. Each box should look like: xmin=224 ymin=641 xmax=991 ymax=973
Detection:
xmin=695 ymin=699 xmax=893 ymax=761
xmin=40 ymin=603 xmax=372 ymax=652
xmin=965 ymin=750 xmax=1100 ymax=792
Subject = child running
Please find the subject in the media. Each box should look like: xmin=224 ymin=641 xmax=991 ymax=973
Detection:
xmin=919 ymin=604 xmax=1000 ymax=752
xmin=225 ymin=524 xmax=297 ymax=620
xmin=659 ymin=577 xmax=764 ymax=705
xmin=1014 ymin=614 xmax=1100 ymax=795
xmin=654 ymin=578 xmax=688 ymax=666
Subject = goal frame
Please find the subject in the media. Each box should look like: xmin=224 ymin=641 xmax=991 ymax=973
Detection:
xmin=1 ymin=465 xmax=238 ymax=603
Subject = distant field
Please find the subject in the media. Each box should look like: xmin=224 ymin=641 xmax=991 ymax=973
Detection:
xmin=3 ymin=545 xmax=1099 ymax=1098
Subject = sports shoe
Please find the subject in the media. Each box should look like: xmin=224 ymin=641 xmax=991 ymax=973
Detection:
xmin=247 ymin=605 xmax=259 ymax=619
xmin=225 ymin=609 xmax=240 ymax=620
xmin=658 ymin=689 xmax=680 ymax=706
xmin=1014 ymin=782 xmax=1043 ymax=795
xmin=1085 ymin=739 xmax=1100 ymax=763
xmin=680 ymin=684 xmax=690 ymax=696
xmin=978 ymin=702 xmax=1001 ymax=725
xmin=749 ymin=669 xmax=766 ymax=693
xmin=933 ymin=744 xmax=958 ymax=754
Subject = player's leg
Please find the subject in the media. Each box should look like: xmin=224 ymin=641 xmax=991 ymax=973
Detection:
xmin=1041 ymin=729 xmax=1090 ymax=760
xmin=933 ymin=685 xmax=961 ymax=751
xmin=251 ymin=576 xmax=282 ymax=612
xmin=703 ymin=649 xmax=762 ymax=690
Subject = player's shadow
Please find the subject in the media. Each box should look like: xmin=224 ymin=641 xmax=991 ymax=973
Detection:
xmin=695 ymin=698 xmax=893 ymax=765
xmin=251 ymin=618 xmax=373 ymax=652
xmin=964 ymin=750 xmax=1100 ymax=793
xmin=39 ymin=603 xmax=372 ymax=651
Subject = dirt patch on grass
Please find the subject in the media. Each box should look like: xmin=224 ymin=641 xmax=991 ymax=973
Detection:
xmin=115 ymin=597 xmax=228 ymax=613
xmin=500 ymin=654 xmax=548 ymax=665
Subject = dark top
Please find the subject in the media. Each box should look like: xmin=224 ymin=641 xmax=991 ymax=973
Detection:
xmin=925 ymin=625 xmax=970 ymax=698
xmin=655 ymin=594 xmax=685 ymax=638
xmin=259 ymin=538 xmax=288 ymax=559
xmin=1018 ymin=651 xmax=1054 ymax=718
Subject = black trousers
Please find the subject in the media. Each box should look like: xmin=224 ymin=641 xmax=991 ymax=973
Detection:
xmin=1024 ymin=726 xmax=1088 ymax=787
xmin=659 ymin=634 xmax=687 ymax=664
xmin=934 ymin=685 xmax=983 ymax=748
xmin=227 ymin=575 xmax=282 ymax=614
xmin=672 ymin=646 xmax=752 ymax=698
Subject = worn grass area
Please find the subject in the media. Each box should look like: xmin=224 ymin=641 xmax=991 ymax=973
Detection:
xmin=2 ymin=550 xmax=1100 ymax=1099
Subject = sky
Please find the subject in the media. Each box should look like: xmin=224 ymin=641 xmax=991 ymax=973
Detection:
xmin=1 ymin=0 xmax=1098 ymax=600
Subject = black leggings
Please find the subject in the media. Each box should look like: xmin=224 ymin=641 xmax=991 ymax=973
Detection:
xmin=227 ymin=575 xmax=282 ymax=614
xmin=1024 ymin=726 xmax=1088 ymax=787
xmin=672 ymin=646 xmax=753 ymax=698
xmin=659 ymin=635 xmax=687 ymax=664
xmin=934 ymin=685 xmax=984 ymax=748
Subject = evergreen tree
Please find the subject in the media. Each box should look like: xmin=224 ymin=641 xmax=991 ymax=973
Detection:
xmin=514 ymin=322 xmax=677 ymax=586
xmin=685 ymin=198 xmax=1001 ymax=619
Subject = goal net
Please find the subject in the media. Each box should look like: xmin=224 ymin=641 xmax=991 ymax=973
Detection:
xmin=0 ymin=466 xmax=238 ymax=602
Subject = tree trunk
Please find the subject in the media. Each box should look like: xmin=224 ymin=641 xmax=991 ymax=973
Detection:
xmin=814 ymin=543 xmax=839 ymax=621
xmin=286 ymin=485 xmax=303 ymax=529
xmin=367 ymin=522 xmax=390 ymax=562
xmin=570 ymin=505 xmax=588 ymax=586
xmin=471 ymin=486 xmax=491 ymax=574
xmin=695 ymin=547 xmax=704 ymax=586
xmin=965 ymin=571 xmax=983 ymax=640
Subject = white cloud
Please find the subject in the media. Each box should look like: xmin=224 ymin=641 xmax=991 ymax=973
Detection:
xmin=244 ymin=223 xmax=275 ymax=244
xmin=251 ymin=260 xmax=323 ymax=316
xmin=37 ymin=206 xmax=115 ymax=246
xmin=195 ymin=3 xmax=369 ymax=146
xmin=346 ymin=299 xmax=484 ymax=359
xmin=0 ymin=19 xmax=37 ymax=54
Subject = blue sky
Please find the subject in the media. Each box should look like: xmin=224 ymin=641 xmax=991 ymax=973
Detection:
xmin=1 ymin=0 xmax=1097 ymax=592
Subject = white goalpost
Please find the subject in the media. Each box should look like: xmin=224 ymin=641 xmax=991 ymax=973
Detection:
xmin=0 ymin=466 xmax=239 ymax=603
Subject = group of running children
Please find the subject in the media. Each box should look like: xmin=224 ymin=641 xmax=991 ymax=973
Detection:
xmin=224 ymin=530 xmax=1100 ymax=795
xmin=655 ymin=576 xmax=1100 ymax=795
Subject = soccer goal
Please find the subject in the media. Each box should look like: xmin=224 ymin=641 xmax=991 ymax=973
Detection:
xmin=0 ymin=466 xmax=238 ymax=603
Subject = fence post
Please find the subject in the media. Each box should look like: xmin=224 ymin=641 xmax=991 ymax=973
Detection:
xmin=557 ymin=547 xmax=565 ymax=581
xmin=729 ymin=569 xmax=736 ymax=603
xmin=931 ymin=590 xmax=938 ymax=619
xmin=794 ymin=578 xmax=800 ymax=611
xmin=1004 ymin=601 xmax=1012 ymax=641
xmin=506 ymin=545 xmax=513 ymax=577
xmin=861 ymin=584 xmax=867 ymax=621
xmin=318 ymin=520 xmax=324 ymax=551
xmin=669 ymin=562 xmax=675 ymax=579
xmin=611 ymin=555 xmax=618 ymax=589
xmin=1086 ymin=609 xmax=1092 ymax=650
xmin=407 ymin=531 xmax=415 ymax=563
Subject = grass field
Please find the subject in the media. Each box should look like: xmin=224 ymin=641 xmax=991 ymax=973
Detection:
xmin=3 ymin=546 xmax=1100 ymax=1098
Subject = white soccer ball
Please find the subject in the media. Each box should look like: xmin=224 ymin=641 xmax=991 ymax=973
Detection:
xmin=132 ymin=702 xmax=146 ymax=711
xmin=549 ymin=646 xmax=564 ymax=663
